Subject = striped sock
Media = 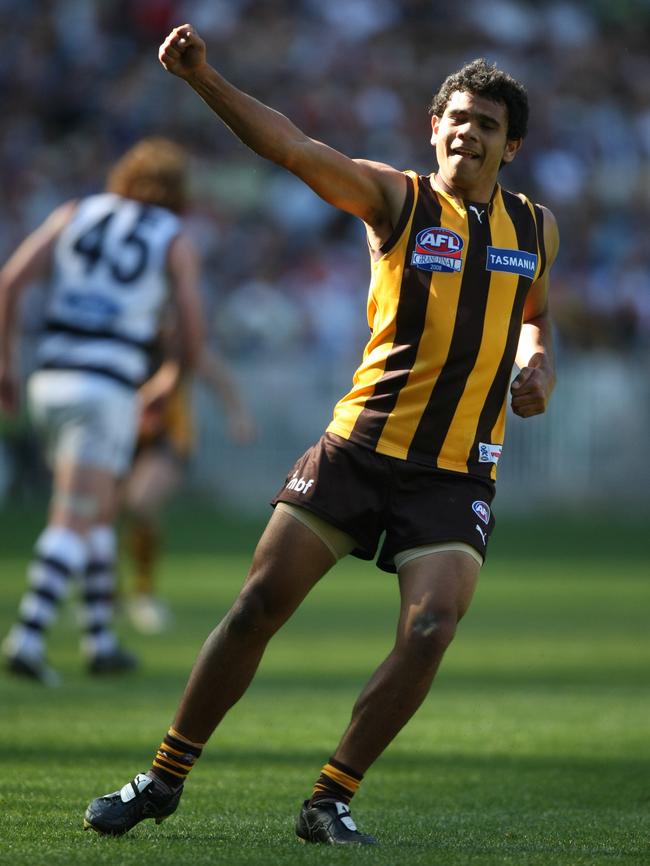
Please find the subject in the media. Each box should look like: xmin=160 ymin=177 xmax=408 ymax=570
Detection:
xmin=310 ymin=756 xmax=363 ymax=805
xmin=151 ymin=727 xmax=205 ymax=788
xmin=80 ymin=526 xmax=118 ymax=658
xmin=6 ymin=526 xmax=86 ymax=658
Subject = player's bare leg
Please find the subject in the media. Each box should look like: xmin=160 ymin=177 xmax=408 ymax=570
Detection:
xmin=122 ymin=450 xmax=182 ymax=632
xmin=296 ymin=549 xmax=479 ymax=845
xmin=122 ymin=450 xmax=182 ymax=525
xmin=332 ymin=550 xmax=480 ymax=773
xmin=170 ymin=508 xmax=339 ymax=742
xmin=49 ymin=460 xmax=119 ymax=532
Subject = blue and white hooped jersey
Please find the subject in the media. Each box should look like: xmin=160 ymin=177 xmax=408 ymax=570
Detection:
xmin=38 ymin=193 xmax=181 ymax=387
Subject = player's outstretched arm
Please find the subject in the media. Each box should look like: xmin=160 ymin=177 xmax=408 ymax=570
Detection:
xmin=511 ymin=206 xmax=559 ymax=419
xmin=197 ymin=346 xmax=256 ymax=445
xmin=158 ymin=25 xmax=405 ymax=238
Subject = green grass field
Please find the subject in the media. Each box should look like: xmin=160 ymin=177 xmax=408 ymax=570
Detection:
xmin=0 ymin=502 xmax=648 ymax=865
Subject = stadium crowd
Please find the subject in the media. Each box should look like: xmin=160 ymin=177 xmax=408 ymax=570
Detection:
xmin=1 ymin=0 xmax=649 ymax=357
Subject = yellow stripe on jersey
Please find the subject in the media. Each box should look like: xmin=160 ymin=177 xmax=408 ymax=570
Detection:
xmin=328 ymin=176 xmax=418 ymax=441
xmin=377 ymin=182 xmax=465 ymax=459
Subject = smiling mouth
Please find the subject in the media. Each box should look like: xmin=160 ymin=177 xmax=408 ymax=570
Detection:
xmin=451 ymin=147 xmax=480 ymax=159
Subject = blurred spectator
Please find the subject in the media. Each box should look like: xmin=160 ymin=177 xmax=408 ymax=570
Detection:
xmin=1 ymin=0 xmax=649 ymax=365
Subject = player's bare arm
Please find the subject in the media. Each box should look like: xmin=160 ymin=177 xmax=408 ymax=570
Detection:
xmin=198 ymin=347 xmax=257 ymax=445
xmin=159 ymin=24 xmax=406 ymax=247
xmin=510 ymin=206 xmax=559 ymax=419
xmin=138 ymin=358 xmax=181 ymax=413
xmin=166 ymin=232 xmax=205 ymax=372
xmin=0 ymin=200 xmax=76 ymax=414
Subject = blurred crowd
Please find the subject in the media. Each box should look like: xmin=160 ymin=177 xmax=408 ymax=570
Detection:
xmin=2 ymin=0 xmax=650 ymax=358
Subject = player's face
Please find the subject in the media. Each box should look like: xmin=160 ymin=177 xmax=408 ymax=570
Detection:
xmin=431 ymin=90 xmax=521 ymax=201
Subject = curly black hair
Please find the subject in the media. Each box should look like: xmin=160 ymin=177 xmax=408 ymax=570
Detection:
xmin=429 ymin=58 xmax=529 ymax=140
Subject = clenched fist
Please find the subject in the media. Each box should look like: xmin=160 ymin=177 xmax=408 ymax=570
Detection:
xmin=510 ymin=354 xmax=555 ymax=418
xmin=159 ymin=24 xmax=206 ymax=79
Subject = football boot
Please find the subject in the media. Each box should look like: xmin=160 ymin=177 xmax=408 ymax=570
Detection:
xmin=84 ymin=773 xmax=182 ymax=835
xmin=296 ymin=798 xmax=377 ymax=845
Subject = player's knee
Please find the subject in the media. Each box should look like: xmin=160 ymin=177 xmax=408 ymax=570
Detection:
xmin=51 ymin=490 xmax=100 ymax=530
xmin=403 ymin=610 xmax=457 ymax=665
xmin=226 ymin=582 xmax=283 ymax=637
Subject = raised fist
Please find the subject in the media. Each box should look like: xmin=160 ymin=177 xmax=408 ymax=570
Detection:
xmin=159 ymin=24 xmax=206 ymax=79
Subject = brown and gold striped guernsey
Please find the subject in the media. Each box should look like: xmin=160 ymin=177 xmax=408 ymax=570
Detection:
xmin=327 ymin=172 xmax=547 ymax=481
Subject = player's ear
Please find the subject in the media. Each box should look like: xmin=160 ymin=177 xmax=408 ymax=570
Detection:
xmin=502 ymin=137 xmax=522 ymax=164
xmin=430 ymin=114 xmax=440 ymax=146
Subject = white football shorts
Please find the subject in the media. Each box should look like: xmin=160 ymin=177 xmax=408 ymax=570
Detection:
xmin=27 ymin=369 xmax=139 ymax=475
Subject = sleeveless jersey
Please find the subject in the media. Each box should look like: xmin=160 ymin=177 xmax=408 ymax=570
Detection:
xmin=327 ymin=172 xmax=548 ymax=481
xmin=37 ymin=193 xmax=181 ymax=388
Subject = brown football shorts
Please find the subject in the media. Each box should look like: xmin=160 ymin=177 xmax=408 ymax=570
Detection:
xmin=271 ymin=432 xmax=496 ymax=573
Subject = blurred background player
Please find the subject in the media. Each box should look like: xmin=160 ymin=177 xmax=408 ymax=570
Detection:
xmin=121 ymin=340 xmax=256 ymax=634
xmin=0 ymin=137 xmax=203 ymax=684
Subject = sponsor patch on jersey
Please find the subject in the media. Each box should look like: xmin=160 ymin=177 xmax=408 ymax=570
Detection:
xmin=472 ymin=500 xmax=491 ymax=525
xmin=486 ymin=247 xmax=538 ymax=278
xmin=64 ymin=290 xmax=121 ymax=325
xmin=411 ymin=227 xmax=464 ymax=273
xmin=478 ymin=442 xmax=502 ymax=464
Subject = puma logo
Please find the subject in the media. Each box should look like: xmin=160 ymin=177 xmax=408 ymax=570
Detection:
xmin=469 ymin=205 xmax=485 ymax=223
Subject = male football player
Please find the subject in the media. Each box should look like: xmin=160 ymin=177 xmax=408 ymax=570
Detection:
xmin=1 ymin=138 xmax=203 ymax=683
xmin=84 ymin=25 xmax=557 ymax=843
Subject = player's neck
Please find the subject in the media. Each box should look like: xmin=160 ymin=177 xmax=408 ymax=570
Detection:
xmin=432 ymin=172 xmax=496 ymax=206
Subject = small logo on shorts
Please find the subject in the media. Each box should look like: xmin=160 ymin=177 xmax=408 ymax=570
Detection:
xmin=472 ymin=500 xmax=490 ymax=524
xmin=475 ymin=524 xmax=487 ymax=545
xmin=286 ymin=474 xmax=314 ymax=494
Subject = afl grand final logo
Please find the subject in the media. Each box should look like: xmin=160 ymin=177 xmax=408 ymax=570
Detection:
xmin=411 ymin=227 xmax=464 ymax=273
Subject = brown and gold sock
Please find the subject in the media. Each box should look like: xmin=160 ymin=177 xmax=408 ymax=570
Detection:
xmin=150 ymin=727 xmax=205 ymax=789
xmin=310 ymin=756 xmax=363 ymax=805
